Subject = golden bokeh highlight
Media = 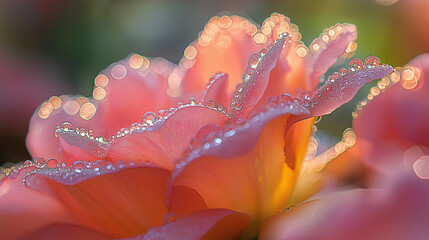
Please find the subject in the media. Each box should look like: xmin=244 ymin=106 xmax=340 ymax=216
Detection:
xmin=79 ymin=102 xmax=96 ymax=120
xmin=401 ymin=66 xmax=421 ymax=90
xmin=184 ymin=46 xmax=197 ymax=60
xmin=218 ymin=16 xmax=232 ymax=29
xmin=253 ymin=33 xmax=267 ymax=44
xmin=93 ymin=87 xmax=107 ymax=101
xmin=48 ymin=96 xmax=62 ymax=109
xmin=75 ymin=97 xmax=89 ymax=106
xmin=38 ymin=102 xmax=53 ymax=119
xmin=345 ymin=42 xmax=357 ymax=53
xmin=128 ymin=54 xmax=144 ymax=70
xmin=390 ymin=71 xmax=401 ymax=83
xmin=296 ymin=45 xmax=308 ymax=57
xmin=312 ymin=43 xmax=320 ymax=51
xmin=111 ymin=64 xmax=127 ymax=80
xmin=95 ymin=74 xmax=109 ymax=88
xmin=64 ymin=100 xmax=80 ymax=115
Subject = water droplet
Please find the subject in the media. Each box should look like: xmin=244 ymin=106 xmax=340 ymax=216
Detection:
xmin=142 ymin=112 xmax=157 ymax=124
xmin=46 ymin=159 xmax=59 ymax=168
xmin=364 ymin=56 xmax=380 ymax=68
xmin=248 ymin=53 xmax=260 ymax=68
xmin=188 ymin=98 xmax=196 ymax=105
xmin=34 ymin=157 xmax=46 ymax=168
xmin=259 ymin=48 xmax=268 ymax=56
xmin=339 ymin=68 xmax=347 ymax=75
xmin=204 ymin=99 xmax=215 ymax=108
xmin=232 ymin=102 xmax=243 ymax=111
xmin=242 ymin=73 xmax=251 ymax=82
xmin=279 ymin=94 xmax=292 ymax=103
xmin=164 ymin=212 xmax=178 ymax=224
xmin=349 ymin=58 xmax=363 ymax=71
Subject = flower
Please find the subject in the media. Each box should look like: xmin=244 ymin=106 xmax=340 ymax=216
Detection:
xmin=0 ymin=13 xmax=392 ymax=239
xmin=354 ymin=53 xmax=429 ymax=174
xmin=259 ymin=54 xmax=429 ymax=240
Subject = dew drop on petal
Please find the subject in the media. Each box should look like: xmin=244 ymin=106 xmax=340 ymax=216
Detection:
xmin=364 ymin=56 xmax=380 ymax=68
xmin=349 ymin=58 xmax=363 ymax=71
xmin=339 ymin=68 xmax=347 ymax=75
xmin=248 ymin=53 xmax=261 ymax=68
xmin=142 ymin=112 xmax=157 ymax=124
xmin=188 ymin=98 xmax=197 ymax=105
xmin=164 ymin=212 xmax=178 ymax=224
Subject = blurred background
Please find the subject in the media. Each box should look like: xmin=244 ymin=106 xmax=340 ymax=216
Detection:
xmin=1 ymin=0 xmax=428 ymax=165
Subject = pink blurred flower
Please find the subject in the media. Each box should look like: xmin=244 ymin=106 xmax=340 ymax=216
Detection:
xmin=354 ymin=53 xmax=429 ymax=173
xmin=260 ymin=54 xmax=429 ymax=240
xmin=0 ymin=14 xmax=392 ymax=239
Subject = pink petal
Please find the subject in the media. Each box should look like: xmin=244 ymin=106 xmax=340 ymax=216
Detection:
xmin=26 ymin=56 xmax=174 ymax=164
xmin=125 ymin=209 xmax=250 ymax=240
xmin=54 ymin=105 xmax=228 ymax=169
xmin=95 ymin=56 xmax=174 ymax=136
xmin=296 ymin=62 xmax=393 ymax=120
xmin=306 ymin=23 xmax=357 ymax=88
xmin=25 ymin=161 xmax=171 ymax=238
xmin=22 ymin=224 xmax=111 ymax=240
xmin=181 ymin=16 xmax=262 ymax=94
xmin=171 ymin=59 xmax=392 ymax=238
xmin=260 ymin=172 xmax=429 ymax=240
xmin=0 ymin=166 xmax=76 ymax=240
xmin=354 ymin=53 xmax=429 ymax=172
xmin=202 ymin=72 xmax=230 ymax=108
xmin=228 ymin=33 xmax=291 ymax=125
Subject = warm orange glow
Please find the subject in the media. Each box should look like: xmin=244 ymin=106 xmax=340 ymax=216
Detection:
xmin=296 ymin=46 xmax=308 ymax=57
xmin=218 ymin=16 xmax=232 ymax=29
xmin=390 ymin=71 xmax=401 ymax=83
xmin=95 ymin=74 xmax=109 ymax=88
xmin=168 ymin=72 xmax=182 ymax=89
xmin=312 ymin=43 xmax=320 ymax=51
xmin=184 ymin=46 xmax=197 ymax=60
xmin=93 ymin=87 xmax=107 ymax=101
xmin=48 ymin=96 xmax=62 ymax=109
xmin=401 ymin=66 xmax=421 ymax=90
xmin=38 ymin=102 xmax=53 ymax=119
xmin=79 ymin=102 xmax=97 ymax=120
xmin=76 ymin=97 xmax=90 ymax=106
xmin=253 ymin=33 xmax=267 ymax=44
xmin=129 ymin=54 xmax=144 ymax=70
xmin=322 ymin=34 xmax=329 ymax=43
xmin=345 ymin=42 xmax=357 ymax=53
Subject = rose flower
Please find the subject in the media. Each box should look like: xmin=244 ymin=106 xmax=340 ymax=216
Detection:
xmin=259 ymin=54 xmax=429 ymax=240
xmin=0 ymin=14 xmax=392 ymax=239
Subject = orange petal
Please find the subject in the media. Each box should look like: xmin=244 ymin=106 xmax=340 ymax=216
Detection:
xmin=202 ymin=72 xmax=230 ymax=108
xmin=0 ymin=166 xmax=76 ymax=240
xmin=130 ymin=209 xmax=250 ymax=240
xmin=354 ymin=54 xmax=429 ymax=172
xmin=228 ymin=33 xmax=291 ymax=125
xmin=22 ymin=224 xmax=111 ymax=240
xmin=181 ymin=16 xmax=262 ymax=93
xmin=260 ymin=172 xmax=429 ymax=240
xmin=172 ymin=102 xmax=309 ymax=238
xmin=105 ymin=105 xmax=229 ymax=169
xmin=306 ymin=23 xmax=357 ymax=87
xmin=95 ymin=56 xmax=174 ymax=136
xmin=26 ymin=162 xmax=171 ymax=238
xmin=54 ymin=104 xmax=228 ymax=169
xmin=26 ymin=56 xmax=174 ymax=164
